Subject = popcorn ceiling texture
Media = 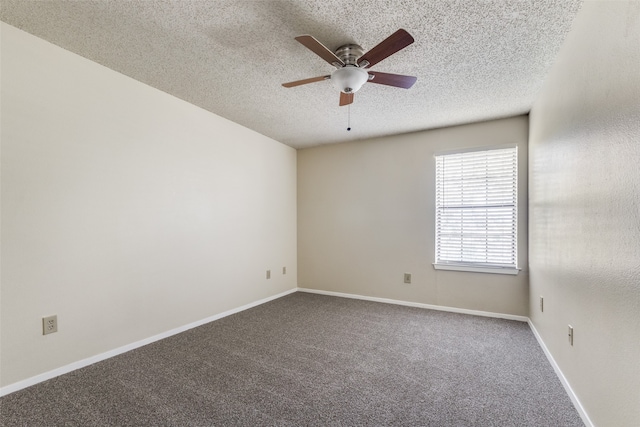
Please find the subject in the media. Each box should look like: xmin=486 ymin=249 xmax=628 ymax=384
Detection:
xmin=0 ymin=0 xmax=582 ymax=148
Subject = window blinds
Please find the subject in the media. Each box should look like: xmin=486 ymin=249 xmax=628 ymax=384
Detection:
xmin=435 ymin=147 xmax=517 ymax=269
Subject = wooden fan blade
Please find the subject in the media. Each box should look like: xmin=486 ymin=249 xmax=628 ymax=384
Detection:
xmin=367 ymin=71 xmax=417 ymax=89
xmin=357 ymin=29 xmax=414 ymax=68
xmin=339 ymin=92 xmax=354 ymax=106
xmin=282 ymin=75 xmax=330 ymax=88
xmin=295 ymin=35 xmax=345 ymax=66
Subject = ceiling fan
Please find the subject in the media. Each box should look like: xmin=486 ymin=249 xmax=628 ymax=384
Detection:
xmin=282 ymin=29 xmax=417 ymax=106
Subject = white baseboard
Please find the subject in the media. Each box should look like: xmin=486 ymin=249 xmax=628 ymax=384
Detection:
xmin=297 ymin=288 xmax=529 ymax=322
xmin=527 ymin=320 xmax=594 ymax=427
xmin=0 ymin=288 xmax=297 ymax=397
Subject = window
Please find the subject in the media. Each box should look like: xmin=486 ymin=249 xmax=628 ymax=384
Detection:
xmin=434 ymin=146 xmax=518 ymax=274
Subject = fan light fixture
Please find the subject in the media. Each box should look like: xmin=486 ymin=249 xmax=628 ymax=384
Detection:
xmin=331 ymin=66 xmax=369 ymax=93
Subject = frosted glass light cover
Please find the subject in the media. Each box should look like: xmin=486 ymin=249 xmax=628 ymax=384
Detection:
xmin=331 ymin=66 xmax=369 ymax=93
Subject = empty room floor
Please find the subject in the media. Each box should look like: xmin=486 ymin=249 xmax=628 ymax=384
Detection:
xmin=0 ymin=293 xmax=583 ymax=426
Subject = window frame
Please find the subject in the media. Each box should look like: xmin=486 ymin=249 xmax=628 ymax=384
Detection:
xmin=433 ymin=145 xmax=520 ymax=275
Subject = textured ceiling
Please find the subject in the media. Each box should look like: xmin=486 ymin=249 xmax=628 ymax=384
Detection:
xmin=0 ymin=0 xmax=582 ymax=149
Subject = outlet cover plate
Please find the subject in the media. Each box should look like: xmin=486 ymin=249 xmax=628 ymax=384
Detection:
xmin=43 ymin=315 xmax=58 ymax=335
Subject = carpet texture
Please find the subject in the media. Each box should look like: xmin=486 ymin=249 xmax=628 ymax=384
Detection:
xmin=0 ymin=292 xmax=584 ymax=426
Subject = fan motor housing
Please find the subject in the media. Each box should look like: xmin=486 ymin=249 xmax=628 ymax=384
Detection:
xmin=334 ymin=44 xmax=364 ymax=66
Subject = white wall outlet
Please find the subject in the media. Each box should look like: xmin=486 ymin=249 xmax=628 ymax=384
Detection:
xmin=404 ymin=273 xmax=412 ymax=284
xmin=266 ymin=270 xmax=271 ymax=279
xmin=43 ymin=315 xmax=58 ymax=335
xmin=568 ymin=325 xmax=574 ymax=346
xmin=282 ymin=266 xmax=286 ymax=275
xmin=540 ymin=296 xmax=544 ymax=312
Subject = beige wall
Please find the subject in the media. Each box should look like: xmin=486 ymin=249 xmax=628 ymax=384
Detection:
xmin=0 ymin=23 xmax=297 ymax=388
xmin=298 ymin=116 xmax=529 ymax=316
xmin=528 ymin=1 xmax=640 ymax=426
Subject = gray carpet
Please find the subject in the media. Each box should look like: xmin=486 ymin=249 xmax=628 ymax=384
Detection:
xmin=1 ymin=292 xmax=584 ymax=426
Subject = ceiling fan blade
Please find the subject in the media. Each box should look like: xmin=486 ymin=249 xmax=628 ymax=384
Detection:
xmin=282 ymin=75 xmax=330 ymax=88
xmin=295 ymin=35 xmax=345 ymax=67
xmin=339 ymin=92 xmax=354 ymax=106
xmin=357 ymin=29 xmax=415 ymax=68
xmin=367 ymin=71 xmax=417 ymax=89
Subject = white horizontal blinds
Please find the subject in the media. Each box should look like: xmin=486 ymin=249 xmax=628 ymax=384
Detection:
xmin=435 ymin=147 xmax=517 ymax=268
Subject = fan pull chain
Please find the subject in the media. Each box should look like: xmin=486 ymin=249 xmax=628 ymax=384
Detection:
xmin=347 ymin=105 xmax=351 ymax=131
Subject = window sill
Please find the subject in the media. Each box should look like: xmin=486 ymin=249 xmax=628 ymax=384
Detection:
xmin=433 ymin=264 xmax=520 ymax=275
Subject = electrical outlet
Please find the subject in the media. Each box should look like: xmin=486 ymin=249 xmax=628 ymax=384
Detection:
xmin=540 ymin=296 xmax=544 ymax=312
xmin=43 ymin=315 xmax=58 ymax=335
xmin=266 ymin=270 xmax=271 ymax=279
xmin=568 ymin=325 xmax=574 ymax=346
xmin=282 ymin=266 xmax=286 ymax=275
xmin=404 ymin=273 xmax=412 ymax=284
